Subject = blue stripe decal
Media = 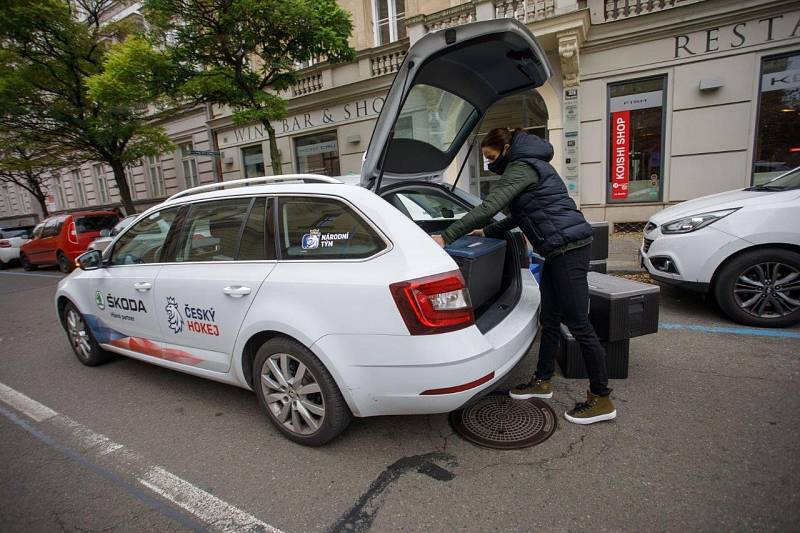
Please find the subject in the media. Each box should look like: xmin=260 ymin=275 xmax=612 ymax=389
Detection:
xmin=660 ymin=322 xmax=800 ymax=339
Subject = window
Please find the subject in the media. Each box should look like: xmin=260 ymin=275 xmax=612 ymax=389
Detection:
xmin=608 ymin=76 xmax=666 ymax=203
xmin=73 ymin=170 xmax=86 ymax=207
xmin=393 ymin=84 xmax=477 ymax=154
xmin=753 ymin=52 xmax=800 ymax=185
xmin=175 ymin=198 xmax=252 ymax=262
xmin=278 ymin=197 xmax=386 ymax=260
xmin=124 ymin=163 xmax=138 ymax=200
xmin=146 ymin=155 xmax=166 ymax=198
xmin=111 ymin=208 xmax=178 ymax=265
xmin=295 ymin=131 xmax=341 ymax=176
xmin=55 ymin=177 xmax=67 ymax=209
xmin=180 ymin=142 xmax=199 ymax=188
xmin=242 ymin=145 xmax=265 ymax=179
xmin=32 ymin=224 xmax=44 ymax=239
xmin=384 ymin=190 xmax=469 ymax=222
xmin=42 ymin=217 xmax=65 ymax=238
xmin=75 ymin=215 xmax=119 ymax=234
xmin=238 ymin=197 xmax=270 ymax=260
xmin=93 ymin=163 xmax=109 ymax=204
xmin=373 ymin=0 xmax=406 ymax=46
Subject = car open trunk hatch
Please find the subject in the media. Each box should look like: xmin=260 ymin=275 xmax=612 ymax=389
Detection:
xmin=361 ymin=19 xmax=551 ymax=191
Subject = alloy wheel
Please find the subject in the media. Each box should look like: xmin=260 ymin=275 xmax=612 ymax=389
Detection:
xmin=733 ymin=262 xmax=800 ymax=319
xmin=260 ymin=352 xmax=325 ymax=435
xmin=66 ymin=309 xmax=92 ymax=360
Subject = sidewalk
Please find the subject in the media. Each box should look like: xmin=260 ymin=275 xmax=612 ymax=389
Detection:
xmin=607 ymin=232 xmax=644 ymax=272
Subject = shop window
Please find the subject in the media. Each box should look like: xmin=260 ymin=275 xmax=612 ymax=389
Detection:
xmin=608 ymin=76 xmax=666 ymax=203
xmin=373 ymin=0 xmax=405 ymax=46
xmin=295 ymin=131 xmax=341 ymax=176
xmin=180 ymin=142 xmax=199 ymax=189
xmin=242 ymin=144 xmax=265 ymax=179
xmin=753 ymin=52 xmax=800 ymax=185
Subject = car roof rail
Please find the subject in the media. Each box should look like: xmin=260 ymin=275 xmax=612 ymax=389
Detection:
xmin=166 ymin=174 xmax=345 ymax=202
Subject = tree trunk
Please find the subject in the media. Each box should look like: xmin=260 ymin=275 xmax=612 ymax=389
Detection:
xmin=263 ymin=120 xmax=282 ymax=175
xmin=109 ymin=160 xmax=136 ymax=215
xmin=24 ymin=174 xmax=49 ymax=217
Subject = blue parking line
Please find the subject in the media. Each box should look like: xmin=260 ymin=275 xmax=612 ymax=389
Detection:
xmin=660 ymin=322 xmax=800 ymax=339
xmin=0 ymin=271 xmax=62 ymax=278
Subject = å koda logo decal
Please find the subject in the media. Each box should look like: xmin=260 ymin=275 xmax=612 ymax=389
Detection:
xmin=165 ymin=297 xmax=184 ymax=334
xmin=95 ymin=291 xmax=105 ymax=310
xmin=104 ymin=293 xmax=147 ymax=313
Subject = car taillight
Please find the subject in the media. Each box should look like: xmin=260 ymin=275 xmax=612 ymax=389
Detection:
xmin=68 ymin=222 xmax=78 ymax=244
xmin=390 ymin=271 xmax=474 ymax=335
xmin=0 ymin=240 xmax=10 ymax=248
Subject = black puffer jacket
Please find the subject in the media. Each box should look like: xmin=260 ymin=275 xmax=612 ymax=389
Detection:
xmin=505 ymin=133 xmax=592 ymax=256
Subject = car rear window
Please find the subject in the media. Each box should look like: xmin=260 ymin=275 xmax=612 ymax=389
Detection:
xmin=2 ymin=228 xmax=31 ymax=238
xmin=75 ymin=215 xmax=119 ymax=234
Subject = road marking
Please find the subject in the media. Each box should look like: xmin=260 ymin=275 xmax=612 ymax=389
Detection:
xmin=0 ymin=382 xmax=58 ymax=421
xmin=660 ymin=322 xmax=800 ymax=339
xmin=140 ymin=467 xmax=284 ymax=533
xmin=0 ymin=271 xmax=63 ymax=278
xmin=0 ymin=380 xmax=283 ymax=533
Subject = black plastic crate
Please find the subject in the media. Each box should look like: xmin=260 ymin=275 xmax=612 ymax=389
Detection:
xmin=590 ymin=221 xmax=609 ymax=261
xmin=587 ymin=272 xmax=660 ymax=341
xmin=589 ymin=259 xmax=607 ymax=274
xmin=445 ymin=235 xmax=507 ymax=310
xmin=556 ymin=324 xmax=630 ymax=379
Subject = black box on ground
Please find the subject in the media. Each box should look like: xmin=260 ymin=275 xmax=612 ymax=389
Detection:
xmin=445 ymin=235 xmax=507 ymax=310
xmin=557 ymin=324 xmax=630 ymax=379
xmin=589 ymin=259 xmax=607 ymax=274
xmin=587 ymin=272 xmax=660 ymax=341
xmin=590 ymin=221 xmax=609 ymax=261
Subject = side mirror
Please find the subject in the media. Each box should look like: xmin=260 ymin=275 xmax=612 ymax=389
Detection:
xmin=76 ymin=249 xmax=103 ymax=271
xmin=100 ymin=229 xmax=112 ymax=237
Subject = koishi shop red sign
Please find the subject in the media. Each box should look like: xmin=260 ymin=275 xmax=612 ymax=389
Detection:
xmin=611 ymin=111 xmax=630 ymax=199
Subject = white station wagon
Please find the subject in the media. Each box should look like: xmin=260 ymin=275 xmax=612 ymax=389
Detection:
xmin=55 ymin=19 xmax=548 ymax=445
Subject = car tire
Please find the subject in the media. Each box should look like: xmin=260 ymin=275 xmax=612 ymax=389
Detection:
xmin=253 ymin=337 xmax=351 ymax=446
xmin=62 ymin=302 xmax=113 ymax=366
xmin=0 ymin=258 xmax=7 ymax=270
xmin=20 ymin=253 xmax=37 ymax=271
xmin=714 ymin=248 xmax=800 ymax=328
xmin=57 ymin=251 xmax=73 ymax=273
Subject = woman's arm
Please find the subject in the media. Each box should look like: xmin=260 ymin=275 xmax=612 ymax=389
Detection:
xmin=440 ymin=162 xmax=539 ymax=244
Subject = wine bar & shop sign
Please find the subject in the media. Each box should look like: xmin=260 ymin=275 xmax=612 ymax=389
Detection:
xmin=218 ymin=96 xmax=386 ymax=149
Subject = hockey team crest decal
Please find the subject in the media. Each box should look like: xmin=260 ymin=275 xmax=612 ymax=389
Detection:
xmin=165 ymin=297 xmax=184 ymax=334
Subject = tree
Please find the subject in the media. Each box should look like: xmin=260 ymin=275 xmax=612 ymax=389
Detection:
xmin=0 ymin=0 xmax=174 ymax=215
xmin=143 ymin=0 xmax=355 ymax=175
xmin=0 ymin=133 xmax=73 ymax=217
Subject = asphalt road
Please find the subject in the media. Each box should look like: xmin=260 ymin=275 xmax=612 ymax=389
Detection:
xmin=0 ymin=266 xmax=798 ymax=532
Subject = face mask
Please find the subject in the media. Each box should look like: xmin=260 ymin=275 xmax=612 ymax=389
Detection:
xmin=487 ymin=149 xmax=509 ymax=175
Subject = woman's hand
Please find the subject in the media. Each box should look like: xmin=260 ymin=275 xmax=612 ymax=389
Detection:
xmin=431 ymin=234 xmax=445 ymax=247
xmin=470 ymin=229 xmax=485 ymax=237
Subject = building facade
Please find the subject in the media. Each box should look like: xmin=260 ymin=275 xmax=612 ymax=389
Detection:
xmin=2 ymin=0 xmax=798 ymax=230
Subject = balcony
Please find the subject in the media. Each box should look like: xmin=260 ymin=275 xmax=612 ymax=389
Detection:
xmin=588 ymin=0 xmax=706 ymax=23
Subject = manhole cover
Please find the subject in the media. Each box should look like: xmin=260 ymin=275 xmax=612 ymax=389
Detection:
xmin=449 ymin=393 xmax=557 ymax=450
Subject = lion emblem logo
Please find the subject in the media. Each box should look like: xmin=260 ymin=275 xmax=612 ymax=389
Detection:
xmin=165 ymin=297 xmax=183 ymax=334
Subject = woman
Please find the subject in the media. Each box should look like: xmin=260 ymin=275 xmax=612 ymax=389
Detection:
xmin=432 ymin=128 xmax=616 ymax=425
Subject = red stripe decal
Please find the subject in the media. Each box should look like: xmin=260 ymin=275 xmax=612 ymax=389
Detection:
xmin=110 ymin=337 xmax=202 ymax=365
xmin=420 ymin=371 xmax=495 ymax=396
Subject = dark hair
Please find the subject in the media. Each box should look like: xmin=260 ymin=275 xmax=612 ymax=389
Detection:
xmin=480 ymin=128 xmax=524 ymax=151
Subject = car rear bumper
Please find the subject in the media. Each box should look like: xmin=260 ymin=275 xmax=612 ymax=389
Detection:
xmin=0 ymin=248 xmax=20 ymax=262
xmin=311 ymin=271 xmax=540 ymax=417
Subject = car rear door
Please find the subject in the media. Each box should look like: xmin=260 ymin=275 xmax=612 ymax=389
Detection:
xmin=360 ymin=18 xmax=550 ymax=191
xmin=153 ymin=196 xmax=275 ymax=373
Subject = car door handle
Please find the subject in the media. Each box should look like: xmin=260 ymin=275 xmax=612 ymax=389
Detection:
xmin=223 ymin=285 xmax=251 ymax=298
xmin=133 ymin=282 xmax=152 ymax=292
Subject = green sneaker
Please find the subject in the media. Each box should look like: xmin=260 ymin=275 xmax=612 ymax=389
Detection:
xmin=509 ymin=377 xmax=552 ymax=399
xmin=565 ymin=391 xmax=617 ymax=425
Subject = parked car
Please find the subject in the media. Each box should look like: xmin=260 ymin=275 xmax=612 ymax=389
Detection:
xmin=0 ymin=225 xmax=35 ymax=268
xmin=55 ymin=19 xmax=546 ymax=445
xmin=21 ymin=211 xmax=121 ymax=273
xmin=641 ymin=167 xmax=800 ymax=327
xmin=88 ymin=215 xmax=138 ymax=253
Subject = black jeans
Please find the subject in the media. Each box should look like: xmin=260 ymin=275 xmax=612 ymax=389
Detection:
xmin=535 ymin=244 xmax=610 ymax=396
